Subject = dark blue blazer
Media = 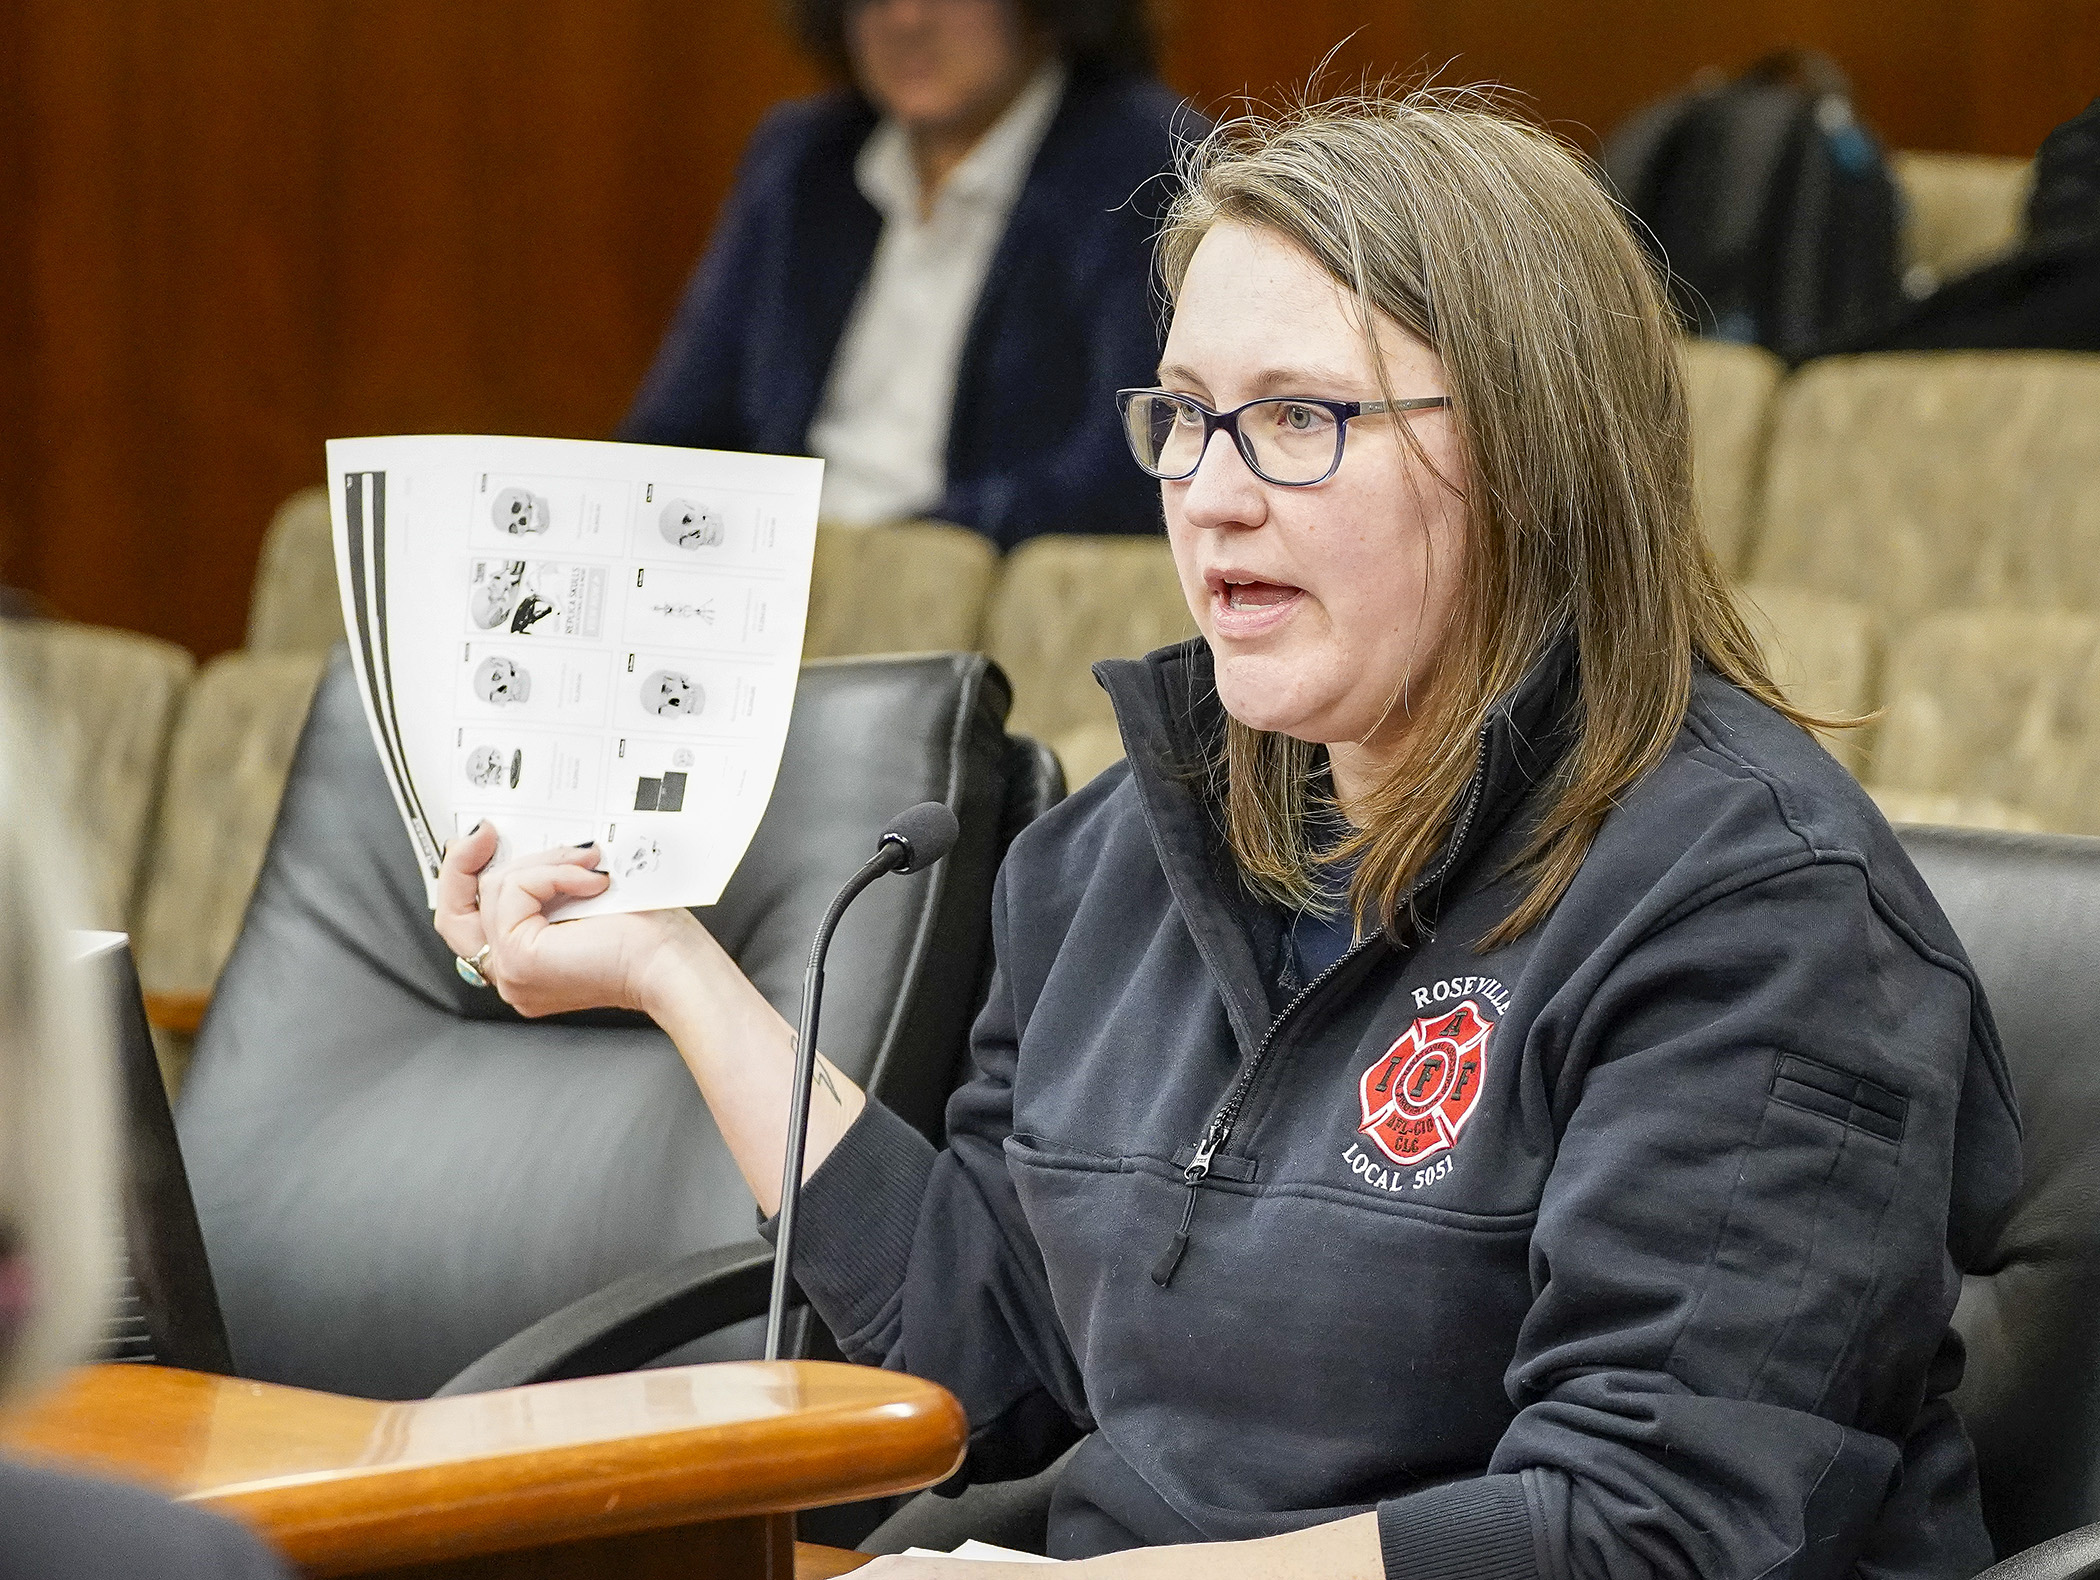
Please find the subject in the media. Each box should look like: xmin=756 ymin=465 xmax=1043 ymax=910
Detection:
xmin=619 ymin=70 xmax=1193 ymax=548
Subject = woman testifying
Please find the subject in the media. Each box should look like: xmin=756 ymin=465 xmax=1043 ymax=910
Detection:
xmin=442 ymin=92 xmax=2020 ymax=1580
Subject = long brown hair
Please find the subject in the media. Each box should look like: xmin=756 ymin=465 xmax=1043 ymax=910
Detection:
xmin=1157 ymin=87 xmax=1818 ymax=948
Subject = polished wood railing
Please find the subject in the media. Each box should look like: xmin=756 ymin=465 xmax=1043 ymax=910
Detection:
xmin=1 ymin=1361 xmax=962 ymax=1578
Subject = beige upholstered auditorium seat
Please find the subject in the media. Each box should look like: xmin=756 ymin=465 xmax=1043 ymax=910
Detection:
xmin=1865 ymin=609 xmax=2100 ymax=835
xmin=1868 ymin=788 xmax=2046 ymax=833
xmin=247 ymin=485 xmax=344 ymax=653
xmin=1750 ymin=353 xmax=2100 ymax=627
xmin=803 ymin=520 xmax=1001 ymax=658
xmin=1682 ymin=341 xmax=1783 ymax=574
xmin=1889 ymin=152 xmax=2032 ymax=295
xmin=0 ymin=620 xmax=193 ymax=928
xmin=1735 ymin=584 xmax=1876 ymax=772
xmin=981 ymin=536 xmax=1195 ymax=786
xmin=133 ymin=651 xmax=330 ymax=1082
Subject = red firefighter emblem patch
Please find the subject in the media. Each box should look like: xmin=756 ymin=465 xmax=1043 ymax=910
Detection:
xmin=1357 ymin=1000 xmax=1492 ymax=1166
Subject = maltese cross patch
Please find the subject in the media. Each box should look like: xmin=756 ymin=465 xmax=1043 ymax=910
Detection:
xmin=1357 ymin=1000 xmax=1492 ymax=1166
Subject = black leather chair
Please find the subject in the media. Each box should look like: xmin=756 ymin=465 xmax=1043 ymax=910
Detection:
xmin=1911 ymin=828 xmax=2100 ymax=1580
xmin=175 ymin=647 xmax=1061 ymax=1402
xmin=83 ymin=933 xmax=232 ymax=1373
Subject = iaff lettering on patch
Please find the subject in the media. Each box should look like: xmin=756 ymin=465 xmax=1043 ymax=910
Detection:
xmin=1356 ymin=1000 xmax=1492 ymax=1166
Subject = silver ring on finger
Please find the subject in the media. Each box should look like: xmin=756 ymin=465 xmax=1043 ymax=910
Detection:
xmin=455 ymin=943 xmax=495 ymax=989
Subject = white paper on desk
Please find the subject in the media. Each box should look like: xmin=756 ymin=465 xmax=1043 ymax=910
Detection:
xmin=326 ymin=435 xmax=822 ymax=917
xmin=901 ymin=1541 xmax=1060 ymax=1563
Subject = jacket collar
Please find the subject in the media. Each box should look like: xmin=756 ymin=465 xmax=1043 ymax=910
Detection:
xmin=1094 ymin=633 xmax=1581 ymax=1053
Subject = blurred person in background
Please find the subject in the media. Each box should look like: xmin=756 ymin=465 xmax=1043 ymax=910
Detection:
xmin=0 ymin=696 xmax=287 ymax=1578
xmin=620 ymin=0 xmax=1190 ymax=546
xmin=1838 ymin=95 xmax=2100 ymax=354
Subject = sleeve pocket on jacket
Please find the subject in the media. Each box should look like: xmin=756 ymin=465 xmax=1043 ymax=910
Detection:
xmin=1769 ymin=1053 xmax=1908 ymax=1144
xmin=1666 ymin=1050 xmax=1909 ymax=1411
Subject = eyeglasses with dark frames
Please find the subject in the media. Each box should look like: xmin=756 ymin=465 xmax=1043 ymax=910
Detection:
xmin=1116 ymin=389 xmax=1452 ymax=488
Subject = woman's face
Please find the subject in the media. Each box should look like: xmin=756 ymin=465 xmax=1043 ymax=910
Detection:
xmin=1159 ymin=223 xmax=1468 ymax=760
xmin=847 ymin=0 xmax=1037 ymax=139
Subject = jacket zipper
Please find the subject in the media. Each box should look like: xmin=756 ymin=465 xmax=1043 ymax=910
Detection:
xmin=1149 ymin=724 xmax=1494 ymax=1288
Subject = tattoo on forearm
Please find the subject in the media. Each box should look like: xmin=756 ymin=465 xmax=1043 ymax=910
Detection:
xmin=814 ymin=1060 xmax=841 ymax=1106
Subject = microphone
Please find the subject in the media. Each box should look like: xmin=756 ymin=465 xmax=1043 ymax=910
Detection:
xmin=764 ymin=800 xmax=960 ymax=1360
xmin=875 ymin=800 xmax=961 ymax=875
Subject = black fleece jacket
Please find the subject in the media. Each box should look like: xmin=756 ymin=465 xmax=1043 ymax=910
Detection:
xmin=787 ymin=636 xmax=2022 ymax=1580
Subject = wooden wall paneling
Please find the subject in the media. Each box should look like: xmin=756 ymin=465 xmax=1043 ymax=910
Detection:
xmin=479 ymin=3 xmax=659 ymax=441
xmin=616 ymin=0 xmax=823 ymax=420
xmin=1156 ymin=0 xmax=1421 ymax=115
xmin=0 ymin=0 xmax=32 ymax=591
xmin=1158 ymin=0 xmax=2094 ymax=156
xmin=1965 ymin=0 xmax=2100 ymax=157
xmin=21 ymin=0 xmax=143 ymax=635
xmin=1399 ymin=0 xmax=1797 ymax=145
xmin=138 ymin=1 xmax=331 ymax=656
xmin=308 ymin=0 xmax=827 ymax=618
xmin=320 ymin=1 xmax=820 ymax=448
xmin=1780 ymin=0 xmax=1973 ymax=151
xmin=3 ymin=0 xmax=2086 ymax=657
xmin=15 ymin=0 xmax=331 ymax=656
xmin=323 ymin=4 xmax=490 ymax=443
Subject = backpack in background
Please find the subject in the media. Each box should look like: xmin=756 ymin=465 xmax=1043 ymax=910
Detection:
xmin=1603 ymin=50 xmax=1904 ymax=362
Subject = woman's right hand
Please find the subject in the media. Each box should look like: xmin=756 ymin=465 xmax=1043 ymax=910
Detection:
xmin=433 ymin=823 xmax=707 ymax=1020
xmin=433 ymin=821 xmax=866 ymax=1213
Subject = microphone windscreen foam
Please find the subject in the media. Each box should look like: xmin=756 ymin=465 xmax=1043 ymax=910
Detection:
xmin=882 ymin=801 xmax=960 ymax=873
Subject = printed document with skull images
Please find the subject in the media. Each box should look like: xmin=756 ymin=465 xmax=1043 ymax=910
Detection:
xmin=326 ymin=434 xmax=822 ymax=917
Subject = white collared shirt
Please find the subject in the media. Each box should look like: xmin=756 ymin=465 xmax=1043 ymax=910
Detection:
xmin=807 ymin=63 xmax=1067 ymax=526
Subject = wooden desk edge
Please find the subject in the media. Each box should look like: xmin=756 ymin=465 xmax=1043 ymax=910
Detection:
xmin=6 ymin=1363 xmax=965 ymax=1576
xmin=229 ymin=1405 xmax=966 ymax=1575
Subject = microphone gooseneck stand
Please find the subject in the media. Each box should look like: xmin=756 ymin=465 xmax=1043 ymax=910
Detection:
xmin=764 ymin=801 xmax=960 ymax=1362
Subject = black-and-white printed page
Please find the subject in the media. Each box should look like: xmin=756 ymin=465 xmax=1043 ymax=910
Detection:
xmin=326 ymin=435 xmax=822 ymax=917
